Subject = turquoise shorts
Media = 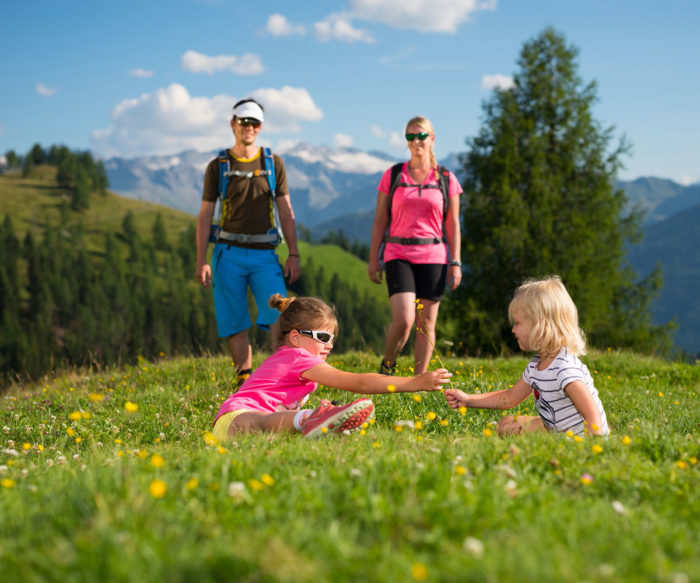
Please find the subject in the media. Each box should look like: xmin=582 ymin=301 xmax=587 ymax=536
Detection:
xmin=211 ymin=244 xmax=286 ymax=337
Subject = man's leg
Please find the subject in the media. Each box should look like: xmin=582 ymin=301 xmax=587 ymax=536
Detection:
xmin=227 ymin=330 xmax=252 ymax=374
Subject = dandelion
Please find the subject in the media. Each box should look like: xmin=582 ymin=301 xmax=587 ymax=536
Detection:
xmin=676 ymin=461 xmax=688 ymax=470
xmin=75 ymin=437 xmax=82 ymax=444
xmin=580 ymin=473 xmax=594 ymax=485
xmin=149 ymin=479 xmax=167 ymax=498
xmin=426 ymin=412 xmax=437 ymax=421
xmin=124 ymin=401 xmax=139 ymax=413
xmin=658 ymin=392 xmax=664 ymax=398
xmin=440 ymin=419 xmax=449 ymax=426
xmin=415 ymin=421 xmax=423 ymax=430
xmin=387 ymin=384 xmax=396 ymax=393
xmin=67 ymin=428 xmax=76 ymax=437
xmin=137 ymin=449 xmax=148 ymax=459
xmin=68 ymin=411 xmax=82 ymax=421
xmin=573 ymin=435 xmax=583 ymax=443
xmin=22 ymin=443 xmax=31 ymax=451
xmin=411 ymin=563 xmax=428 ymax=581
xmin=150 ymin=454 xmax=165 ymax=468
xmin=592 ymin=444 xmax=603 ymax=454
xmin=483 ymin=428 xmax=493 ymax=437
xmin=185 ymin=478 xmax=199 ymax=491
xmin=1 ymin=478 xmax=16 ymax=489
xmin=413 ymin=394 xmax=422 ymax=402
xmin=458 ymin=406 xmax=467 ymax=416
xmin=248 ymin=478 xmax=265 ymax=491
xmin=260 ymin=474 xmax=275 ymax=486
xmin=455 ymin=465 xmax=467 ymax=475
xmin=622 ymin=435 xmax=631 ymax=445
xmin=203 ymin=432 xmax=217 ymax=446
xmin=89 ymin=393 xmax=105 ymax=402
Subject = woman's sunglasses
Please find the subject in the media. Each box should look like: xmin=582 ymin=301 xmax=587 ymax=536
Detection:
xmin=405 ymin=132 xmax=430 ymax=141
xmin=236 ymin=117 xmax=262 ymax=128
xmin=295 ymin=329 xmax=335 ymax=344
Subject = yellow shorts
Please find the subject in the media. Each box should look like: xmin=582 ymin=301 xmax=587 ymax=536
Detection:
xmin=212 ymin=409 xmax=258 ymax=442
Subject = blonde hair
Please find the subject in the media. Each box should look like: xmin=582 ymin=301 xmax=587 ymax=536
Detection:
xmin=508 ymin=276 xmax=586 ymax=357
xmin=268 ymin=294 xmax=338 ymax=350
xmin=405 ymin=116 xmax=437 ymax=175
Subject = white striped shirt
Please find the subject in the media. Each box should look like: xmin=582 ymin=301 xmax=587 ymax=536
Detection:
xmin=522 ymin=347 xmax=609 ymax=436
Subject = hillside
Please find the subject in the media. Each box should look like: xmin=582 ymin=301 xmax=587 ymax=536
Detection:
xmin=628 ymin=201 xmax=700 ymax=353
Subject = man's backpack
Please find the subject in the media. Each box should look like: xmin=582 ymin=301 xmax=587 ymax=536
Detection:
xmin=209 ymin=147 xmax=283 ymax=245
xmin=383 ymin=162 xmax=451 ymax=246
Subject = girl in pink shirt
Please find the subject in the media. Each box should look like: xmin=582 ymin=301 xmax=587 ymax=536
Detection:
xmin=213 ymin=294 xmax=452 ymax=440
xmin=368 ymin=115 xmax=462 ymax=376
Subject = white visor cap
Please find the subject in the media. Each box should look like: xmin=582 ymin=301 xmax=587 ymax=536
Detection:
xmin=233 ymin=101 xmax=264 ymax=122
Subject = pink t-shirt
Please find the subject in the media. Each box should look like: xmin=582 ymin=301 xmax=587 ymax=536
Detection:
xmin=214 ymin=345 xmax=322 ymax=422
xmin=378 ymin=162 xmax=462 ymax=264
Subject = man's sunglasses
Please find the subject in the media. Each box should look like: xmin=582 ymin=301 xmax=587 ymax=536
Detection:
xmin=294 ymin=329 xmax=335 ymax=344
xmin=405 ymin=132 xmax=430 ymax=141
xmin=236 ymin=117 xmax=262 ymax=128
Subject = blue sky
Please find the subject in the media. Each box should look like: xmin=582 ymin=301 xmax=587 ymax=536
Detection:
xmin=1 ymin=0 xmax=698 ymax=183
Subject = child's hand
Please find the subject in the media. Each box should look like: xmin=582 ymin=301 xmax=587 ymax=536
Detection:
xmin=444 ymin=388 xmax=468 ymax=409
xmin=419 ymin=368 xmax=452 ymax=391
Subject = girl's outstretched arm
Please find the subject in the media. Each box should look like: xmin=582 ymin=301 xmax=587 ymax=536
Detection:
xmin=302 ymin=363 xmax=451 ymax=394
xmin=444 ymin=378 xmax=531 ymax=410
xmin=564 ymin=380 xmax=605 ymax=435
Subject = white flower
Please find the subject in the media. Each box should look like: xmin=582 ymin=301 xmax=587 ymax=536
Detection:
xmin=463 ymin=537 xmax=484 ymax=558
xmin=612 ymin=500 xmax=627 ymax=515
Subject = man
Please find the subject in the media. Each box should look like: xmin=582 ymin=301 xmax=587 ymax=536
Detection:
xmin=196 ymin=98 xmax=301 ymax=386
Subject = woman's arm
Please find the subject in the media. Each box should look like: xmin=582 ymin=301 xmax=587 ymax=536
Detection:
xmin=564 ymin=380 xmax=605 ymax=435
xmin=302 ymin=362 xmax=451 ymax=394
xmin=368 ymin=191 xmax=389 ymax=284
xmin=443 ymin=194 xmax=461 ymax=291
xmin=444 ymin=378 xmax=531 ymax=410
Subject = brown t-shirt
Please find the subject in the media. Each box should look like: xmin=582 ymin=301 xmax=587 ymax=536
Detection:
xmin=202 ymin=147 xmax=289 ymax=249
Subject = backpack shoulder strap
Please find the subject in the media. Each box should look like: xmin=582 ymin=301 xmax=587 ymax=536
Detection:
xmin=218 ymin=150 xmax=229 ymax=201
xmin=386 ymin=162 xmax=404 ymax=223
xmin=262 ymin=147 xmax=276 ymax=199
xmin=437 ymin=165 xmax=450 ymax=224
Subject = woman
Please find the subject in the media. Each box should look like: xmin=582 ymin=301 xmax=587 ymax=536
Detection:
xmin=368 ymin=116 xmax=462 ymax=375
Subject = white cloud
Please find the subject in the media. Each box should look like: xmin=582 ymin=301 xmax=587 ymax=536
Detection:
xmin=314 ymin=12 xmax=375 ymax=43
xmin=266 ymin=13 xmax=305 ymax=36
xmin=128 ymin=68 xmax=154 ymax=78
xmin=678 ymin=175 xmax=697 ymax=186
xmin=91 ymin=83 xmax=323 ymax=157
xmin=36 ymin=83 xmax=58 ymax=97
xmin=482 ymin=74 xmax=514 ymax=91
xmin=334 ymin=133 xmax=354 ymax=149
xmin=389 ymin=131 xmax=405 ymax=150
xmin=370 ymin=125 xmax=384 ymax=138
xmin=181 ymin=50 xmax=264 ymax=75
xmin=349 ymin=0 xmax=496 ymax=33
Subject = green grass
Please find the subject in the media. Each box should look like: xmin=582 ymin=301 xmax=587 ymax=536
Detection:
xmin=1 ymin=350 xmax=698 ymax=582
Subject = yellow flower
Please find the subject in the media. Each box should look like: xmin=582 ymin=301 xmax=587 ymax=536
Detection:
xmin=455 ymin=465 xmax=467 ymax=475
xmin=592 ymin=444 xmax=603 ymax=454
xmin=75 ymin=437 xmax=82 ymax=444
xmin=150 ymin=454 xmax=165 ymax=468
xmin=67 ymin=428 xmax=76 ymax=437
xmin=415 ymin=421 xmax=423 ymax=430
xmin=372 ymin=442 xmax=380 ymax=448
xmin=565 ymin=430 xmax=574 ymax=438
xmin=149 ymin=479 xmax=167 ymax=498
xmin=68 ymin=411 xmax=82 ymax=421
xmin=185 ymin=478 xmax=199 ymax=491
xmin=440 ymin=419 xmax=449 ymax=426
xmin=573 ymin=435 xmax=584 ymax=443
xmin=621 ymin=435 xmax=631 ymax=445
xmin=580 ymin=473 xmax=594 ymax=485
xmin=458 ymin=406 xmax=467 ymax=416
xmin=690 ymin=457 xmax=698 ymax=465
xmin=676 ymin=461 xmax=688 ymax=470
xmin=387 ymin=384 xmax=397 ymax=393
xmin=416 ymin=303 xmax=424 ymax=311
xmin=249 ymin=478 xmax=265 ymax=491
xmin=260 ymin=474 xmax=275 ymax=486
xmin=411 ymin=563 xmax=428 ymax=581
xmin=483 ymin=428 xmax=493 ymax=437
xmin=23 ymin=443 xmax=31 ymax=451
xmin=203 ymin=431 xmax=217 ymax=446
xmin=1 ymin=478 xmax=16 ymax=489
xmin=124 ymin=401 xmax=139 ymax=413
xmin=658 ymin=392 xmax=664 ymax=398
xmin=89 ymin=392 xmax=105 ymax=402
xmin=413 ymin=394 xmax=422 ymax=402
xmin=427 ymin=412 xmax=437 ymax=421
xmin=114 ymin=438 xmax=122 ymax=444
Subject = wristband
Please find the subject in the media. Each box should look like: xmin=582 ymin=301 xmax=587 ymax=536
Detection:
xmin=449 ymin=260 xmax=461 ymax=267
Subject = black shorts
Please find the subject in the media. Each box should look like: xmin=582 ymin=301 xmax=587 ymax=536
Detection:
xmin=385 ymin=260 xmax=447 ymax=301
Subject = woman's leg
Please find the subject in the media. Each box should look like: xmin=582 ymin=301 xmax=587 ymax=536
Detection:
xmin=383 ymin=292 xmax=416 ymax=367
xmin=229 ymin=410 xmax=297 ymax=434
xmin=496 ymin=415 xmax=547 ymax=436
xmin=413 ymin=299 xmax=440 ymax=375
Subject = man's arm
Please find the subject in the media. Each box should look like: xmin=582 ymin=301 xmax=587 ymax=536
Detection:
xmin=276 ymin=196 xmax=301 ymax=284
xmin=195 ymin=200 xmax=215 ymax=286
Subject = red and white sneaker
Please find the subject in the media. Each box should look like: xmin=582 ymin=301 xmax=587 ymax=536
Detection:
xmin=301 ymin=399 xmax=375 ymax=439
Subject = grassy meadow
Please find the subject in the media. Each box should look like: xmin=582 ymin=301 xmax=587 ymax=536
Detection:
xmin=1 ymin=350 xmax=698 ymax=582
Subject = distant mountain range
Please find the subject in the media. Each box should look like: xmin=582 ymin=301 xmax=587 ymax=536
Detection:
xmin=104 ymin=145 xmax=699 ymax=355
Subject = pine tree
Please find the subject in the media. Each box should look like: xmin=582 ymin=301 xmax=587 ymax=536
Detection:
xmin=450 ymin=27 xmax=670 ymax=354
